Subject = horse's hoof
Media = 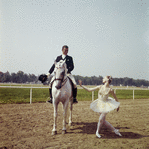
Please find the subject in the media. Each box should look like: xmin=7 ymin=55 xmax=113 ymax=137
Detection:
xmin=62 ymin=130 xmax=67 ymax=134
xmin=52 ymin=131 xmax=57 ymax=135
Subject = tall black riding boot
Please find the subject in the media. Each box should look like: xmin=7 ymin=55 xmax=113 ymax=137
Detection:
xmin=47 ymin=88 xmax=52 ymax=104
xmin=73 ymin=88 xmax=78 ymax=104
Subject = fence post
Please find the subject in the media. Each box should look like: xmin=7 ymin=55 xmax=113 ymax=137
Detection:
xmin=30 ymin=88 xmax=32 ymax=104
xmin=92 ymin=91 xmax=94 ymax=101
xmin=114 ymin=89 xmax=116 ymax=94
xmin=133 ymin=90 xmax=134 ymax=100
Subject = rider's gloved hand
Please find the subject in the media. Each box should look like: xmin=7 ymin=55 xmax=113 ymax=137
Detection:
xmin=38 ymin=74 xmax=48 ymax=83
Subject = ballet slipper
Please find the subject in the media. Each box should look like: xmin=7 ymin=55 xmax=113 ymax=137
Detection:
xmin=114 ymin=129 xmax=122 ymax=136
xmin=96 ymin=131 xmax=101 ymax=138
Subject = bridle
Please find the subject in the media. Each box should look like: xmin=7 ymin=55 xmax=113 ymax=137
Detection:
xmin=55 ymin=77 xmax=68 ymax=87
xmin=54 ymin=66 xmax=68 ymax=89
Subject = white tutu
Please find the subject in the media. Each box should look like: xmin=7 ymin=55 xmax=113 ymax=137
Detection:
xmin=90 ymin=95 xmax=120 ymax=113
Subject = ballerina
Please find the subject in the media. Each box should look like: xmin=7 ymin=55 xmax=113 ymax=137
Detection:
xmin=79 ymin=76 xmax=122 ymax=138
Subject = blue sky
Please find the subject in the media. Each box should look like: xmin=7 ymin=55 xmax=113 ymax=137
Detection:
xmin=0 ymin=0 xmax=149 ymax=80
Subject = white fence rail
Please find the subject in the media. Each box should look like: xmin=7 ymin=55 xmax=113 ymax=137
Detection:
xmin=0 ymin=86 xmax=49 ymax=104
xmin=92 ymin=88 xmax=149 ymax=101
xmin=0 ymin=86 xmax=149 ymax=103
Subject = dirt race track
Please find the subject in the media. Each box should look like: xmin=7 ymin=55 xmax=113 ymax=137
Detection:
xmin=0 ymin=99 xmax=149 ymax=149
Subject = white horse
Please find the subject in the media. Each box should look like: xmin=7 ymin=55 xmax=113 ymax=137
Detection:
xmin=51 ymin=60 xmax=73 ymax=135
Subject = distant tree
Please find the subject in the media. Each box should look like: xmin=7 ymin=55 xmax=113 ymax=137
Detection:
xmin=4 ymin=71 xmax=11 ymax=82
xmin=16 ymin=71 xmax=24 ymax=83
xmin=0 ymin=71 xmax=4 ymax=82
xmin=119 ymin=78 xmax=124 ymax=85
xmin=123 ymin=77 xmax=129 ymax=86
xmin=28 ymin=74 xmax=37 ymax=83
xmin=128 ymin=78 xmax=133 ymax=86
xmin=11 ymin=73 xmax=17 ymax=83
xmin=112 ymin=78 xmax=119 ymax=86
xmin=22 ymin=73 xmax=29 ymax=83
xmin=98 ymin=75 xmax=103 ymax=85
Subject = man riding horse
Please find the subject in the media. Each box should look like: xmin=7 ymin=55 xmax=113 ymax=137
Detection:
xmin=46 ymin=45 xmax=78 ymax=104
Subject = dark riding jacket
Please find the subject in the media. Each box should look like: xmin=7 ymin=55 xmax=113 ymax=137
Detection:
xmin=49 ymin=55 xmax=74 ymax=74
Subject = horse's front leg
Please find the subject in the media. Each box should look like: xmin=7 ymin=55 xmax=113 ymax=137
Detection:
xmin=52 ymin=101 xmax=58 ymax=135
xmin=62 ymin=100 xmax=69 ymax=134
xmin=69 ymin=98 xmax=73 ymax=126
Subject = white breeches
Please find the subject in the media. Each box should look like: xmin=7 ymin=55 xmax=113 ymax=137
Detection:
xmin=67 ymin=73 xmax=77 ymax=88
xmin=49 ymin=73 xmax=77 ymax=88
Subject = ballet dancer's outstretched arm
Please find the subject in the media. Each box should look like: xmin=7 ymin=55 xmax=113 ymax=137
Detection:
xmin=78 ymin=80 xmax=102 ymax=92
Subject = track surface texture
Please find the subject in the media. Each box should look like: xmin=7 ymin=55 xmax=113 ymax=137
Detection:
xmin=0 ymin=99 xmax=149 ymax=149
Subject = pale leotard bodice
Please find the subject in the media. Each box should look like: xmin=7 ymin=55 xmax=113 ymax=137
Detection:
xmin=98 ymin=86 xmax=111 ymax=101
xmin=99 ymin=94 xmax=109 ymax=102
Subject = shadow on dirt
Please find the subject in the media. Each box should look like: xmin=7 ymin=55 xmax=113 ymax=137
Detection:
xmin=70 ymin=122 xmax=149 ymax=139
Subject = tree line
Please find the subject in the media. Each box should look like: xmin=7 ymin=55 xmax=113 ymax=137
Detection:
xmin=0 ymin=71 xmax=37 ymax=83
xmin=0 ymin=71 xmax=149 ymax=87
xmin=74 ymin=75 xmax=149 ymax=87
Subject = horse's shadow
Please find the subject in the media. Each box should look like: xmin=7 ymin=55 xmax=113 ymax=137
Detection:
xmin=69 ymin=122 xmax=149 ymax=139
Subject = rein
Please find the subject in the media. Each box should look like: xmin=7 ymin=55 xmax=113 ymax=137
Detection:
xmin=60 ymin=77 xmax=68 ymax=88
xmin=55 ymin=78 xmax=63 ymax=81
xmin=54 ymin=77 xmax=68 ymax=88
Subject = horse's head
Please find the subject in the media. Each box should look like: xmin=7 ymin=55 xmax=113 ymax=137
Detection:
xmin=54 ymin=60 xmax=67 ymax=89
